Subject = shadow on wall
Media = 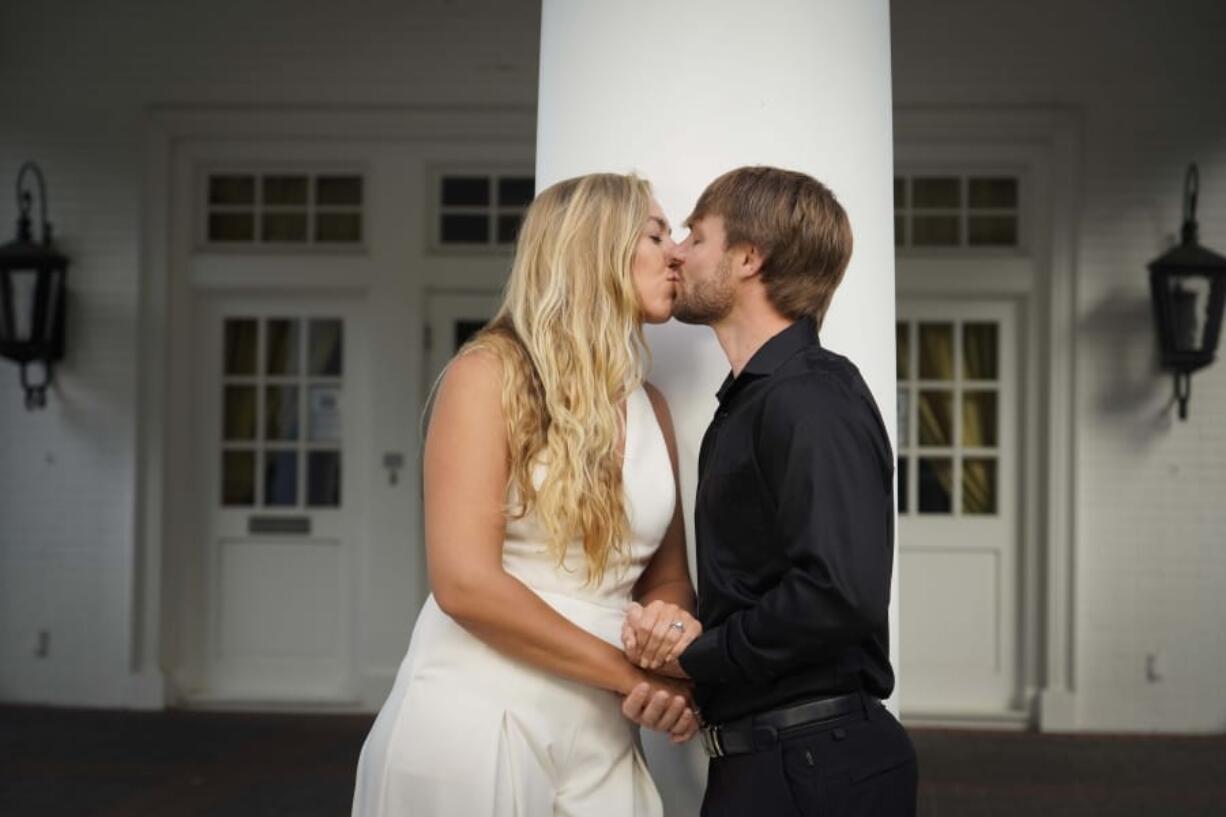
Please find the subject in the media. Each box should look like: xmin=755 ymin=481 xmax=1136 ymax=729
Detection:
xmin=1078 ymin=285 xmax=1176 ymax=445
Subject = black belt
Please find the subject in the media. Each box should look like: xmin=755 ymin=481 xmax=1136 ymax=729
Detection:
xmin=699 ymin=692 xmax=868 ymax=758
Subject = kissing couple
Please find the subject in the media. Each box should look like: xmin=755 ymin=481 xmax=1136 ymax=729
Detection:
xmin=352 ymin=167 xmax=917 ymax=816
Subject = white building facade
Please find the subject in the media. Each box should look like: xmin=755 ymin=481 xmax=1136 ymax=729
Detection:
xmin=2 ymin=0 xmax=1224 ymax=742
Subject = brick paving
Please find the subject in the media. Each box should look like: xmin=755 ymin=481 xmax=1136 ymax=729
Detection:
xmin=2 ymin=706 xmax=1224 ymax=816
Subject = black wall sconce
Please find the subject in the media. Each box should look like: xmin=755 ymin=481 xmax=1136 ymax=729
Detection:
xmin=0 ymin=162 xmax=68 ymax=410
xmin=1148 ymin=163 xmax=1226 ymax=421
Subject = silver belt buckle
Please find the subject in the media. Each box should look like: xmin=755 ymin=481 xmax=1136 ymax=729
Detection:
xmin=700 ymin=725 xmax=725 ymax=758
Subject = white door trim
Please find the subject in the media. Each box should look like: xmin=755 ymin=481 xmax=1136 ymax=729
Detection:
xmin=894 ymin=107 xmax=1082 ymax=730
xmin=134 ymin=108 xmax=535 ymax=709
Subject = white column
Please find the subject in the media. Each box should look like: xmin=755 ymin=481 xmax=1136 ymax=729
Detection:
xmin=537 ymin=1 xmax=897 ymax=811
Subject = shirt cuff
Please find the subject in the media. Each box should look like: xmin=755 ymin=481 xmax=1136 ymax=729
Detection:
xmin=677 ymin=628 xmax=736 ymax=685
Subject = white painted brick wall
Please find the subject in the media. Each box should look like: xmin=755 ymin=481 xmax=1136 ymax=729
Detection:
xmin=3 ymin=0 xmax=1224 ymax=731
xmin=894 ymin=0 xmax=1226 ymax=732
xmin=0 ymin=0 xmax=540 ymax=707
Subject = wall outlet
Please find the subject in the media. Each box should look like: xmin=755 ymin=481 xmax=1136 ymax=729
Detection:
xmin=1145 ymin=651 xmax=1164 ymax=682
xmin=34 ymin=630 xmax=50 ymax=659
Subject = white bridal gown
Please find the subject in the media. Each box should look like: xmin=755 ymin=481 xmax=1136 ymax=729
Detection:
xmin=352 ymin=385 xmax=674 ymax=816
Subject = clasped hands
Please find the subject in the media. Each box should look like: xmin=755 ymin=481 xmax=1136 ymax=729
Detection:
xmin=619 ymin=600 xmax=702 ymax=743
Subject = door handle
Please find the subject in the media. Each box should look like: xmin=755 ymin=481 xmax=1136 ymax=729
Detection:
xmin=382 ymin=451 xmax=405 ymax=485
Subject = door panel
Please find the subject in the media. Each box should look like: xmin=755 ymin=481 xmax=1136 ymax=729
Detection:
xmin=198 ymin=297 xmax=367 ymax=701
xmin=897 ymin=299 xmax=1019 ymax=715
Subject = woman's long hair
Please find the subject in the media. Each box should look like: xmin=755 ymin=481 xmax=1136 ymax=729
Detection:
xmin=459 ymin=173 xmax=653 ymax=585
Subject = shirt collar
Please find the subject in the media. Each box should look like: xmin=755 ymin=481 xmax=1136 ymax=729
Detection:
xmin=715 ymin=316 xmax=820 ymax=403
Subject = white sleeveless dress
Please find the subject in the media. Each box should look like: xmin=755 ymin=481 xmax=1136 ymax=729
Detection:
xmin=352 ymin=385 xmax=674 ymax=816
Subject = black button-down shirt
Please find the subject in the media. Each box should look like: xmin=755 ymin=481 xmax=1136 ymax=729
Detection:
xmin=677 ymin=317 xmax=896 ymax=724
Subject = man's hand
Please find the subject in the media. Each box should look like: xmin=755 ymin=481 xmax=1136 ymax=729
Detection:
xmin=622 ymin=601 xmax=701 ymax=671
xmin=620 ymin=678 xmax=700 ymax=744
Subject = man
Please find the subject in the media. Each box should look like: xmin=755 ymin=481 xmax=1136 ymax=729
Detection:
xmin=623 ymin=166 xmax=916 ymax=815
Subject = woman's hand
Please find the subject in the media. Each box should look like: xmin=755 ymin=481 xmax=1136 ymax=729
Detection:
xmin=622 ymin=600 xmax=702 ymax=671
xmin=620 ymin=674 xmax=701 ymax=744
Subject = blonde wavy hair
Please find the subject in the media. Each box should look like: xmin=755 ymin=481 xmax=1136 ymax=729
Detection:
xmin=453 ymin=173 xmax=653 ymax=585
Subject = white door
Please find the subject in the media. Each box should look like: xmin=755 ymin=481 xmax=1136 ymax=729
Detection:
xmin=896 ymin=299 xmax=1019 ymax=716
xmin=424 ymin=290 xmax=502 ymax=389
xmin=196 ymin=295 xmax=368 ymax=701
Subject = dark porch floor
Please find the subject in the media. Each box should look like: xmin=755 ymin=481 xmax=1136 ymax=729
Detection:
xmin=2 ymin=705 xmax=1224 ymax=816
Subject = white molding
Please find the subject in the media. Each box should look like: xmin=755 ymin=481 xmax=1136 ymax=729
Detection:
xmin=136 ymin=107 xmax=536 ymax=711
xmin=902 ymin=709 xmax=1031 ymax=732
xmin=895 ymin=107 xmax=1083 ymax=731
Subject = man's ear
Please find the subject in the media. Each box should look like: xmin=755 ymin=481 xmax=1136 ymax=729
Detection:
xmin=733 ymin=243 xmax=765 ymax=280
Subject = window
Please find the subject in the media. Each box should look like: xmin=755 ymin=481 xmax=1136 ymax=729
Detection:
xmin=203 ymin=171 xmax=364 ymax=248
xmin=434 ymin=171 xmax=534 ymax=250
xmin=896 ymin=318 xmax=1001 ymax=516
xmin=894 ymin=175 xmax=1020 ymax=249
xmin=220 ymin=316 xmax=344 ymax=509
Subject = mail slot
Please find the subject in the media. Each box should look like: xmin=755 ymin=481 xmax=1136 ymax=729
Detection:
xmin=248 ymin=515 xmax=311 ymax=535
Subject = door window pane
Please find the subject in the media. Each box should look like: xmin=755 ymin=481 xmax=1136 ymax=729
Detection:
xmin=896 ymin=322 xmax=909 ymax=379
xmin=224 ymin=319 xmax=258 ymax=376
xmin=454 ymin=319 xmax=487 ymax=351
xmin=897 ymin=456 xmax=908 ymax=514
xmin=307 ymin=385 xmax=341 ymax=443
xmin=918 ymin=390 xmax=953 ymax=446
xmin=308 ymin=320 xmax=343 ymax=376
xmin=963 ymin=323 xmax=999 ymax=380
xmin=307 ymin=450 xmax=342 ymax=507
xmin=265 ymin=319 xmax=300 ymax=375
xmin=264 ymin=450 xmax=298 ymax=506
xmin=919 ymin=324 xmax=954 ymax=379
xmin=264 ymin=385 xmax=300 ymax=441
xmin=224 ymin=385 xmax=258 ymax=441
xmin=897 ymin=390 xmax=911 ymax=447
xmin=963 ymin=457 xmax=997 ymax=514
xmin=963 ymin=391 xmax=999 ymax=448
xmin=222 ymin=450 xmax=256 ymax=506
xmin=918 ymin=457 xmax=953 ymax=513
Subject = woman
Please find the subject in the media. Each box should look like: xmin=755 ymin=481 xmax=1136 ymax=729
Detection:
xmin=352 ymin=173 xmax=701 ymax=816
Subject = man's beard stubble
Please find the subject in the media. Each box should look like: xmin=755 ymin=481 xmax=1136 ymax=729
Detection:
xmin=671 ymin=252 xmax=736 ymax=326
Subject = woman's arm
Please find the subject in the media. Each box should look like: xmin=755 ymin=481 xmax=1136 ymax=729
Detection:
xmin=425 ymin=351 xmax=686 ymax=701
xmin=632 ymin=382 xmax=696 ymax=610
xmin=626 ymin=383 xmax=700 ymax=670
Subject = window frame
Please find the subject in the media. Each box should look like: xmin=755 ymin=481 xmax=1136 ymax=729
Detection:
xmin=426 ymin=165 xmax=535 ymax=255
xmin=195 ymin=164 xmax=370 ymax=255
xmin=894 ymin=168 xmax=1029 ymax=256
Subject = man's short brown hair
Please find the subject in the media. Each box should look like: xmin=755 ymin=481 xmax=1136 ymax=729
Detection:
xmin=688 ymin=166 xmax=853 ymax=327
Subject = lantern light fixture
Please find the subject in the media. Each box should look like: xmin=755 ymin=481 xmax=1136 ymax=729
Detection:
xmin=0 ymin=162 xmax=68 ymax=410
xmin=1147 ymin=163 xmax=1226 ymax=421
